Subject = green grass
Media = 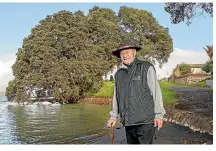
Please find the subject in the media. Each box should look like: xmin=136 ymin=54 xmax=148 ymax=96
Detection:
xmin=188 ymin=79 xmax=212 ymax=88
xmin=159 ymin=81 xmax=187 ymax=87
xmin=89 ymin=80 xmax=211 ymax=105
xmin=90 ymin=81 xmax=179 ymax=105
xmin=159 ymin=81 xmax=183 ymax=105
xmin=90 ymin=81 xmax=115 ymax=97
xmin=188 ymin=81 xmax=207 ymax=87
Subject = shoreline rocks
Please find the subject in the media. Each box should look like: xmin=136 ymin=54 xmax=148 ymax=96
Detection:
xmin=8 ymin=101 xmax=61 ymax=106
xmin=166 ymin=86 xmax=213 ymax=135
xmin=164 ymin=106 xmax=213 ymax=135
xmin=78 ymin=97 xmax=112 ymax=105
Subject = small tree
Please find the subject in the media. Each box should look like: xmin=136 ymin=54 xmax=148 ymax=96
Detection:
xmin=204 ymin=45 xmax=213 ymax=59
xmin=179 ymin=63 xmax=191 ymax=75
xmin=203 ymin=45 xmax=213 ymax=75
xmin=202 ymin=60 xmax=212 ymax=74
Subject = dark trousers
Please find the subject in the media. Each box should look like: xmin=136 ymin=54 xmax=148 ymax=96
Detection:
xmin=125 ymin=123 xmax=155 ymax=144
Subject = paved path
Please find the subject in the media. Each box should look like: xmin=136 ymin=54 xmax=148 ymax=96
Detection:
xmin=206 ymin=80 xmax=213 ymax=88
xmin=94 ymin=122 xmax=212 ymax=144
xmin=169 ymin=86 xmax=213 ymax=118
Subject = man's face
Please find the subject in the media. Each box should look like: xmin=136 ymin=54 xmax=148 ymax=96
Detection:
xmin=120 ymin=49 xmax=136 ymax=65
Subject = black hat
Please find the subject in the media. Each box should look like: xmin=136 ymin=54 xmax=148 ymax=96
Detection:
xmin=112 ymin=40 xmax=141 ymax=58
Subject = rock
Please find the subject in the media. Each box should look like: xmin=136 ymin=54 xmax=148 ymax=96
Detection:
xmin=165 ymin=86 xmax=213 ymax=135
xmin=78 ymin=97 xmax=112 ymax=105
xmin=40 ymin=101 xmax=52 ymax=105
xmin=23 ymin=102 xmax=29 ymax=105
xmin=52 ymin=102 xmax=61 ymax=106
xmin=193 ymin=116 xmax=201 ymax=132
xmin=8 ymin=102 xmax=19 ymax=106
xmin=33 ymin=102 xmax=39 ymax=105
xmin=165 ymin=106 xmax=212 ymax=135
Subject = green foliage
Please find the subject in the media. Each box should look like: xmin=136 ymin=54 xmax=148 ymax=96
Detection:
xmin=87 ymin=81 xmax=114 ymax=97
xmin=6 ymin=79 xmax=17 ymax=101
xmin=118 ymin=6 xmax=173 ymax=66
xmin=202 ymin=60 xmax=213 ymax=73
xmin=6 ymin=6 xmax=173 ymax=103
xmin=204 ymin=45 xmax=213 ymax=59
xmin=179 ymin=63 xmax=191 ymax=75
xmin=188 ymin=80 xmax=208 ymax=88
xmin=165 ymin=3 xmax=213 ymax=26
xmin=7 ymin=9 xmax=121 ymax=103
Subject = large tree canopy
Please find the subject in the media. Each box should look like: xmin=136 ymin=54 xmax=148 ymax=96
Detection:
xmin=164 ymin=2 xmax=213 ymax=25
xmin=6 ymin=6 xmax=173 ymax=103
xmin=119 ymin=6 xmax=173 ymax=65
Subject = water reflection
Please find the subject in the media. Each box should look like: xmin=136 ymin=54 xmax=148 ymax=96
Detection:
xmin=0 ymin=96 xmax=23 ymax=144
xmin=1 ymin=95 xmax=110 ymax=144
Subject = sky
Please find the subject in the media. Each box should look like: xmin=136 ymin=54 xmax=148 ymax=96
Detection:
xmin=0 ymin=2 xmax=213 ymax=92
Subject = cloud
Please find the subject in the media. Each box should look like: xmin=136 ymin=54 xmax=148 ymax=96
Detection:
xmin=154 ymin=48 xmax=209 ymax=79
xmin=0 ymin=53 xmax=16 ymax=92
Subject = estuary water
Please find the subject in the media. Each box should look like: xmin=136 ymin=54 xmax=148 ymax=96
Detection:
xmin=0 ymin=95 xmax=111 ymax=144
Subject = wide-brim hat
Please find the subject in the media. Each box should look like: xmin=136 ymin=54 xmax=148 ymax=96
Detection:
xmin=112 ymin=40 xmax=142 ymax=58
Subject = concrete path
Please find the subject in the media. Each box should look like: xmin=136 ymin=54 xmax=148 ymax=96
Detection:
xmin=206 ymin=80 xmax=213 ymax=88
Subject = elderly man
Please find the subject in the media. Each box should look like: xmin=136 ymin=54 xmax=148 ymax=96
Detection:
xmin=107 ymin=40 xmax=165 ymax=144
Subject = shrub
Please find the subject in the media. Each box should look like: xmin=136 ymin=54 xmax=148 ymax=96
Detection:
xmin=179 ymin=63 xmax=191 ymax=75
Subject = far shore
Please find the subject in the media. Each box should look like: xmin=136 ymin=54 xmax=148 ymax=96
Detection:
xmin=0 ymin=92 xmax=5 ymax=95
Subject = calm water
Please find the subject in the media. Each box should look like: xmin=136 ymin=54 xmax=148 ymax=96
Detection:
xmin=0 ymin=95 xmax=111 ymax=144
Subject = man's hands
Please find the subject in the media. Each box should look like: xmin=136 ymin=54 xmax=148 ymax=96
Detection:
xmin=107 ymin=119 xmax=117 ymax=127
xmin=154 ymin=119 xmax=163 ymax=130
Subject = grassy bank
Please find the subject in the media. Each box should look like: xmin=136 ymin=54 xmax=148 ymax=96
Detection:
xmin=89 ymin=80 xmax=210 ymax=105
xmin=188 ymin=79 xmax=212 ymax=88
xmin=159 ymin=81 xmax=180 ymax=105
xmin=89 ymin=81 xmax=182 ymax=105
xmin=89 ymin=81 xmax=115 ymax=97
